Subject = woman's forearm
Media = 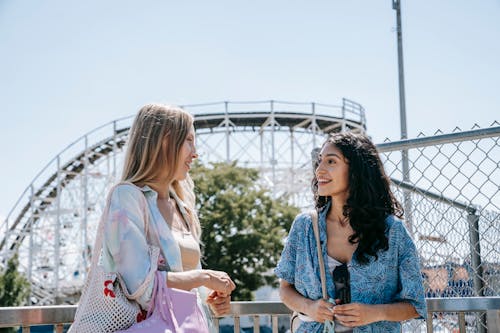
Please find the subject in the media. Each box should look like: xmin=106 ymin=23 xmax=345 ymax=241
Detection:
xmin=333 ymin=301 xmax=420 ymax=327
xmin=279 ymin=280 xmax=314 ymax=315
xmin=166 ymin=269 xmax=235 ymax=295
xmin=371 ymin=302 xmax=419 ymax=322
xmin=166 ymin=270 xmax=208 ymax=291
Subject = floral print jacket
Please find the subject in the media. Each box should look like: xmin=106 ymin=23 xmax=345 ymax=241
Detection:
xmin=275 ymin=203 xmax=427 ymax=333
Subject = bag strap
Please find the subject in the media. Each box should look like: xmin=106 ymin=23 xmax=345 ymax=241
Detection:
xmin=310 ymin=210 xmax=328 ymax=300
xmin=147 ymin=271 xmax=160 ymax=316
xmin=156 ymin=270 xmax=181 ymax=329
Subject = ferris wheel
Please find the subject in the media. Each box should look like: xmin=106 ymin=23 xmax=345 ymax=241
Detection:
xmin=0 ymin=99 xmax=366 ymax=305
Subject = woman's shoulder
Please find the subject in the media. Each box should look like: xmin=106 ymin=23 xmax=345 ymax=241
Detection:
xmin=384 ymin=214 xmax=403 ymax=230
xmin=110 ymin=182 xmax=145 ymax=202
xmin=287 ymin=211 xmax=314 ymax=238
xmin=294 ymin=211 xmax=314 ymax=227
xmin=384 ymin=215 xmax=415 ymax=243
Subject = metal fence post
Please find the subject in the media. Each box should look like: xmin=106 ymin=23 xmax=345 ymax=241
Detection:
xmin=468 ymin=211 xmax=484 ymax=296
xmin=468 ymin=210 xmax=486 ymax=332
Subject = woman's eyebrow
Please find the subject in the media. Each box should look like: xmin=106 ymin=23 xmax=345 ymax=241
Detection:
xmin=323 ymin=153 xmax=341 ymax=158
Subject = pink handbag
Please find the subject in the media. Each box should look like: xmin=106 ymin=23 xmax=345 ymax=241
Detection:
xmin=117 ymin=270 xmax=209 ymax=333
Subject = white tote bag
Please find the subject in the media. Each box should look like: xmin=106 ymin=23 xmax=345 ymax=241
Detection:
xmin=69 ymin=183 xmax=160 ymax=333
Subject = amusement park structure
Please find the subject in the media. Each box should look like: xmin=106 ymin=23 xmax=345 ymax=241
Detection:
xmin=0 ymin=99 xmax=366 ymax=305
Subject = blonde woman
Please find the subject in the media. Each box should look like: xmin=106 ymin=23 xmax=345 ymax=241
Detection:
xmin=102 ymin=104 xmax=235 ymax=327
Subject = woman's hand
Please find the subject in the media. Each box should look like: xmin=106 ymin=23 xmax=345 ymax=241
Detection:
xmin=279 ymin=279 xmax=333 ymax=323
xmin=204 ymin=270 xmax=236 ymax=295
xmin=305 ymin=298 xmax=335 ymax=323
xmin=206 ymin=290 xmax=231 ymax=316
xmin=332 ymin=303 xmax=379 ymax=327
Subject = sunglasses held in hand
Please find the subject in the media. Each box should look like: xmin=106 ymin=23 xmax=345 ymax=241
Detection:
xmin=333 ymin=263 xmax=351 ymax=304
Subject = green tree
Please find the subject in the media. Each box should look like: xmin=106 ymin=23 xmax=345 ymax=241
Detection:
xmin=0 ymin=253 xmax=30 ymax=333
xmin=191 ymin=162 xmax=299 ymax=300
xmin=0 ymin=254 xmax=30 ymax=306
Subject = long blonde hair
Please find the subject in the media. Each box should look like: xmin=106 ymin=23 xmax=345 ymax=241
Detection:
xmin=122 ymin=103 xmax=201 ymax=240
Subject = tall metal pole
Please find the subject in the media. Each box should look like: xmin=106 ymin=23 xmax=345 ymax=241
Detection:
xmin=393 ymin=0 xmax=408 ymax=141
xmin=393 ymin=0 xmax=414 ymax=236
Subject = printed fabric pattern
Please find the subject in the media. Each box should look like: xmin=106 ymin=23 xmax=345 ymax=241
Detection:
xmin=275 ymin=202 xmax=427 ymax=333
xmin=100 ymin=184 xmax=185 ymax=309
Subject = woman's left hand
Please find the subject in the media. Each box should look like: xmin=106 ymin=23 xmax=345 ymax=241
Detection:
xmin=206 ymin=290 xmax=231 ymax=316
xmin=332 ymin=302 xmax=380 ymax=327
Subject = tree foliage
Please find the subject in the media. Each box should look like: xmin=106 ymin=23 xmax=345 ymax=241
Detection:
xmin=0 ymin=254 xmax=30 ymax=307
xmin=191 ymin=162 xmax=299 ymax=300
xmin=0 ymin=254 xmax=30 ymax=333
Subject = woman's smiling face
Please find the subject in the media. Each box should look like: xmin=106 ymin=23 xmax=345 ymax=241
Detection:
xmin=315 ymin=143 xmax=350 ymax=199
xmin=174 ymin=126 xmax=197 ymax=181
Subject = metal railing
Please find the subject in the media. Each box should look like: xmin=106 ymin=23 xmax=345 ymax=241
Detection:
xmin=1 ymin=298 xmax=499 ymax=332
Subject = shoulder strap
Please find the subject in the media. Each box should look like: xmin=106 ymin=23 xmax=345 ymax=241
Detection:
xmin=310 ymin=209 xmax=328 ymax=300
xmin=169 ymin=189 xmax=190 ymax=230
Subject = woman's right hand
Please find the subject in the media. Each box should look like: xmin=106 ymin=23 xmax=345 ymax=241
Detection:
xmin=279 ymin=279 xmax=334 ymax=323
xmin=306 ymin=298 xmax=335 ymax=323
xmin=203 ymin=270 xmax=236 ymax=295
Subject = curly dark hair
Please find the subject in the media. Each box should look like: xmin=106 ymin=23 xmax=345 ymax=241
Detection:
xmin=312 ymin=132 xmax=404 ymax=264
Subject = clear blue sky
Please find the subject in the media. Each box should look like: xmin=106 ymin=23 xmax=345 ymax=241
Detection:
xmin=1 ymin=1 xmax=499 ymax=219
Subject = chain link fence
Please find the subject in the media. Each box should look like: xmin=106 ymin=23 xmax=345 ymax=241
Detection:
xmin=377 ymin=123 xmax=499 ymax=332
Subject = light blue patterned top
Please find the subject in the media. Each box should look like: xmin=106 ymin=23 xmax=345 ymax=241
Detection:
xmin=100 ymin=184 xmax=194 ymax=308
xmin=97 ymin=183 xmax=216 ymax=332
xmin=275 ymin=203 xmax=427 ymax=333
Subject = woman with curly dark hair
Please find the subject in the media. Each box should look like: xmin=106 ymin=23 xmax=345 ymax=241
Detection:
xmin=275 ymin=132 xmax=426 ymax=332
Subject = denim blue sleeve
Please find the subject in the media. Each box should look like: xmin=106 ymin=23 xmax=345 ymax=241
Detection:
xmin=393 ymin=221 xmax=428 ymax=319
xmin=274 ymin=214 xmax=306 ymax=284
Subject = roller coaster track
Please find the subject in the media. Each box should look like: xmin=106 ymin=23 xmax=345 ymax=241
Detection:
xmin=0 ymin=100 xmax=365 ymax=304
xmin=0 ymin=131 xmax=129 ymax=253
